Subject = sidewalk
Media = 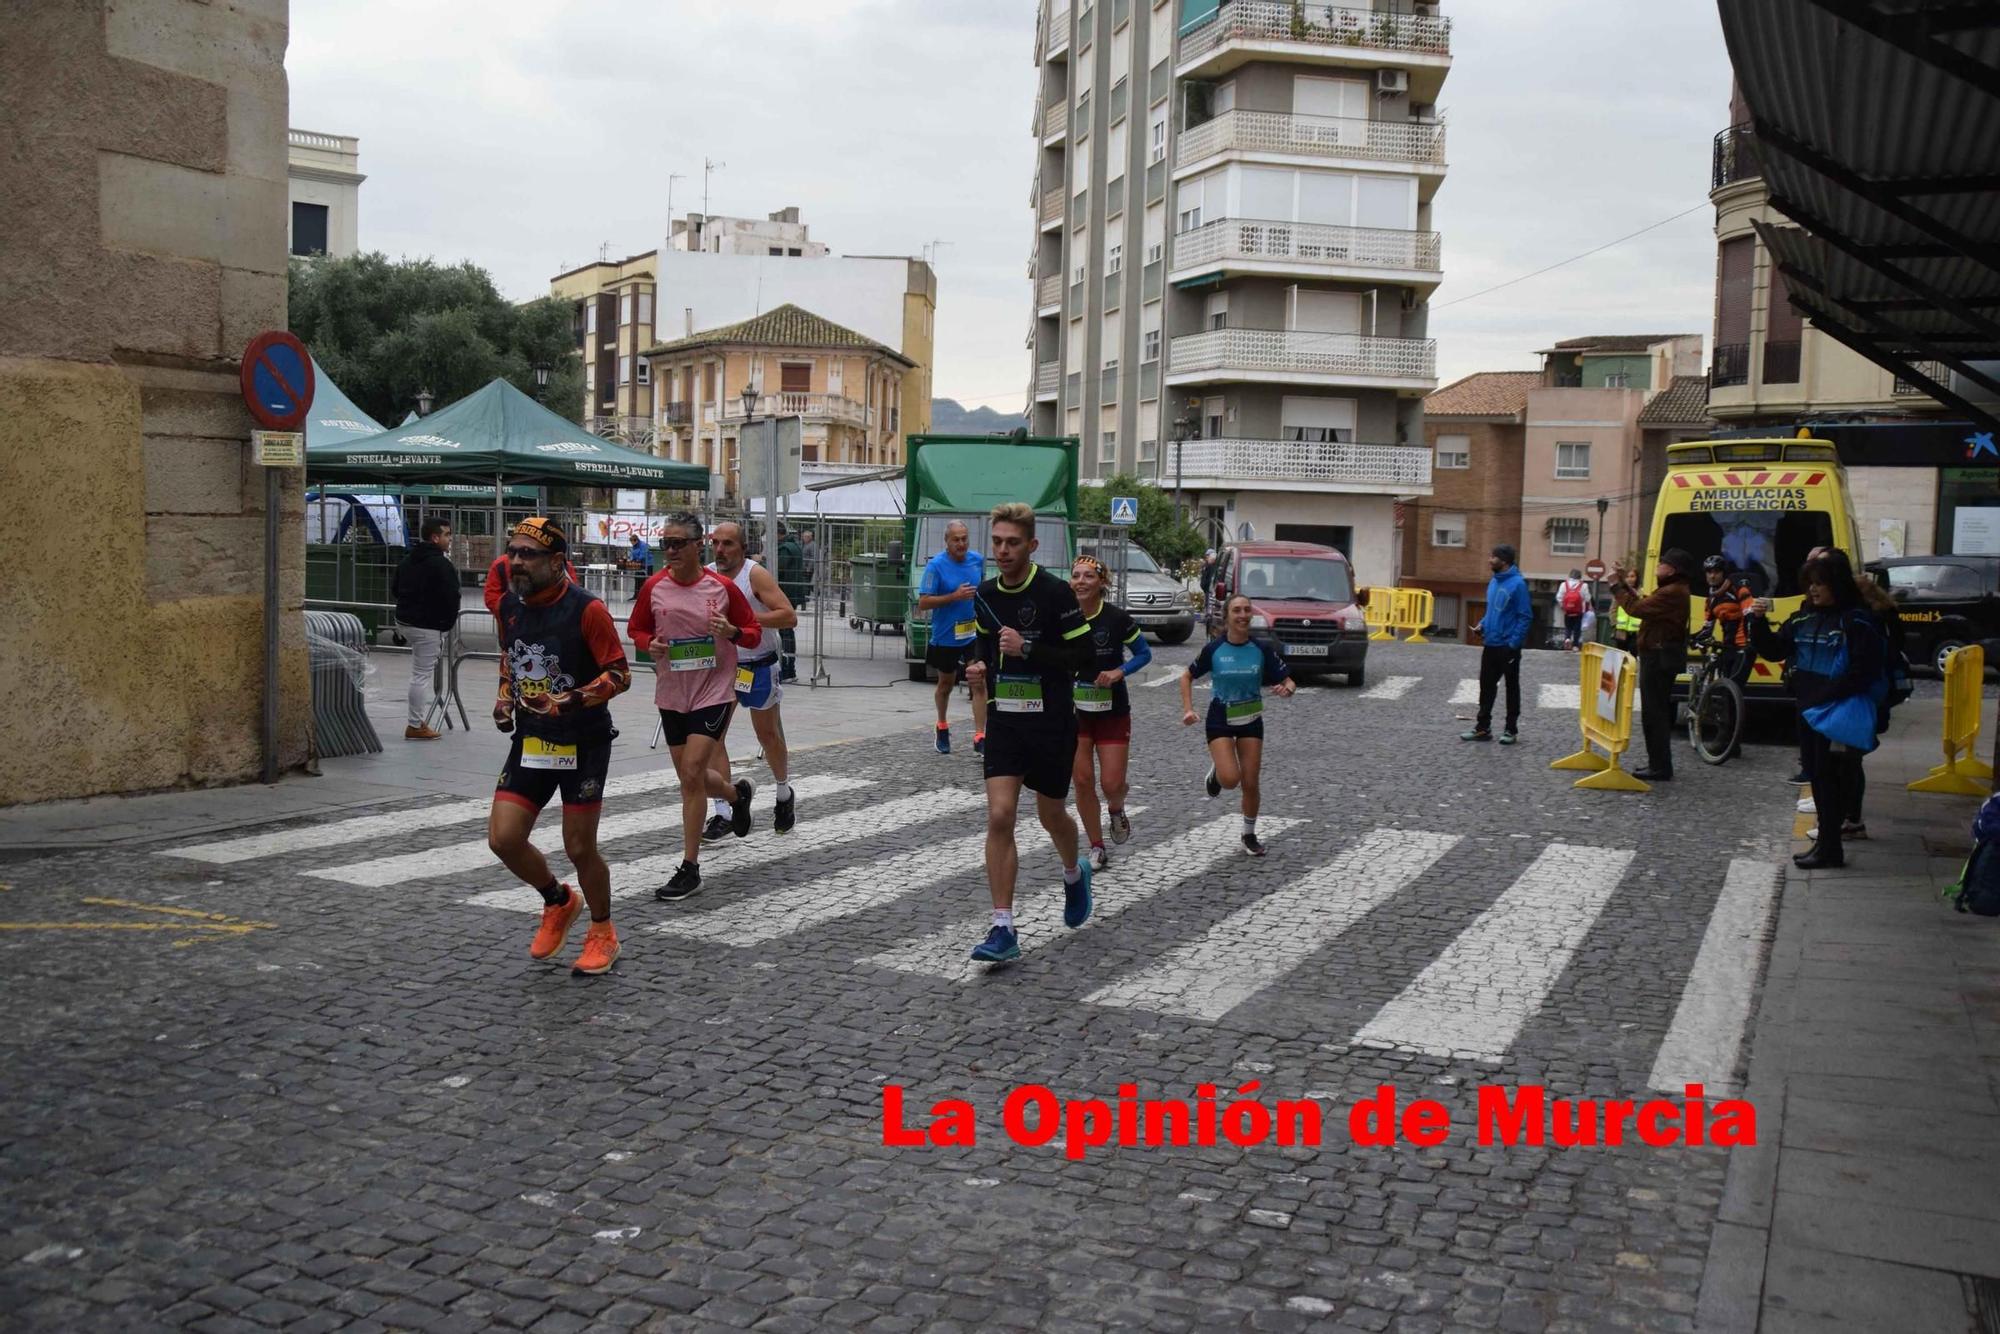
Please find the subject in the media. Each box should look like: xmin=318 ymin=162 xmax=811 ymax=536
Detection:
xmin=1700 ymin=694 xmax=2000 ymax=1332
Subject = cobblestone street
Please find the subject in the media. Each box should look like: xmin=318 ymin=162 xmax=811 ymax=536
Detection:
xmin=0 ymin=643 xmax=1822 ymax=1331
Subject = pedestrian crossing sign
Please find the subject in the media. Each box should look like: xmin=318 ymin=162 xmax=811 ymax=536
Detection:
xmin=1110 ymin=496 xmax=1138 ymax=526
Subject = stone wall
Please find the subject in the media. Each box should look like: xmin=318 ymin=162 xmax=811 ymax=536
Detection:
xmin=0 ymin=0 xmax=308 ymax=804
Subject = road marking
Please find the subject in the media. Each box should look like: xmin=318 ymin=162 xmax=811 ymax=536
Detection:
xmin=865 ymin=813 xmax=1302 ymax=983
xmin=0 ymin=897 xmax=276 ymax=947
xmin=158 ymin=766 xmax=691 ymax=864
xmin=1449 ymin=679 xmax=1478 ymax=705
xmin=1142 ymin=669 xmax=1187 ymax=688
xmin=1355 ymin=843 xmax=1635 ymax=1059
xmin=1647 ymin=859 xmax=1782 ymax=1094
xmin=302 ymin=775 xmax=869 ymax=887
xmin=1082 ymin=827 xmax=1458 ymax=1021
xmin=463 ymin=786 xmax=986 ymax=912
xmin=1538 ymin=683 xmax=1580 ymax=711
xmin=659 ymin=805 xmax=1148 ymax=948
xmin=1359 ymin=675 xmax=1420 ymax=701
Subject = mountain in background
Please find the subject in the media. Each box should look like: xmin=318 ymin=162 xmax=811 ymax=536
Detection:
xmin=928 ymin=398 xmax=1023 ymax=436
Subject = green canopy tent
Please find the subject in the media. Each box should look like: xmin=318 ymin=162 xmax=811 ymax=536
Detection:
xmin=303 ymin=355 xmax=387 ymax=449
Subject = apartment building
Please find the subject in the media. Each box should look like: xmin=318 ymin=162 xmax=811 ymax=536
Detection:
xmin=1025 ymin=0 xmax=1449 ymax=585
xmin=1708 ymin=85 xmax=1965 ymax=555
xmin=669 ymin=206 xmax=829 ymax=256
xmin=641 ymin=304 xmax=913 ymax=492
xmin=1402 ymin=371 xmax=1535 ymax=636
xmin=549 ymin=251 xmax=658 ymax=445
xmin=286 ymin=129 xmax=363 ymax=259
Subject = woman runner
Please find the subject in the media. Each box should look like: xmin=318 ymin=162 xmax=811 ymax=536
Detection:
xmin=1180 ymin=594 xmax=1296 ymax=856
xmin=1068 ymin=555 xmax=1152 ymax=872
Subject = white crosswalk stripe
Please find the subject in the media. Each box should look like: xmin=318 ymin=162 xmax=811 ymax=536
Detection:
xmin=657 ymin=806 xmax=1148 ymax=948
xmin=1354 ymin=843 xmax=1635 ymax=1059
xmin=1359 ymin=675 xmax=1420 ymax=701
xmin=1449 ymin=679 xmax=1478 ymax=705
xmin=155 ymin=767 xmax=686 ymax=865
xmin=463 ymin=786 xmax=985 ymax=912
xmin=1141 ymin=669 xmax=1187 ymax=688
xmin=1648 ymin=859 xmax=1782 ymax=1094
xmin=864 ymin=814 xmax=1304 ymax=983
xmin=302 ymin=775 xmax=870 ymax=888
xmin=1538 ymin=682 xmax=1580 ymax=711
xmin=1082 ymin=828 xmax=1458 ymax=1021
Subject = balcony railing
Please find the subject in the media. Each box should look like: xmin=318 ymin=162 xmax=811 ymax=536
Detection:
xmin=1038 ymin=273 xmax=1063 ymax=308
xmin=1178 ymin=110 xmax=1445 ymax=169
xmin=1046 ymin=6 xmax=1071 ymax=56
xmin=1170 ymin=328 xmax=1437 ymax=382
xmin=1041 ymin=99 xmax=1069 ymax=140
xmin=1711 ymin=123 xmax=1761 ymax=192
xmin=721 ymin=392 xmax=871 ymax=427
xmin=660 ymin=402 xmax=692 ymax=426
xmin=1172 ymin=438 xmax=1433 ymax=489
xmin=1180 ymin=1 xmax=1452 ymax=66
xmin=1712 ymin=342 xmax=1750 ymax=388
xmin=1171 ymin=217 xmax=1441 ymax=276
xmin=1036 ymin=362 xmax=1060 ymax=397
xmin=1894 ymin=360 xmax=1950 ymax=395
xmin=1040 ymin=188 xmax=1066 ymax=227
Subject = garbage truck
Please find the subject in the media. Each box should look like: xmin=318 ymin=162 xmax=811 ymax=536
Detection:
xmin=900 ymin=434 xmax=1080 ymax=681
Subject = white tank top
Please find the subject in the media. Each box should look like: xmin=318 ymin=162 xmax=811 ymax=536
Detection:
xmin=708 ymin=558 xmax=776 ymax=662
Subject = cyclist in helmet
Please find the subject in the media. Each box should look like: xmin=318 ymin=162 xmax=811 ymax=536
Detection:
xmin=1694 ymin=554 xmax=1757 ymax=689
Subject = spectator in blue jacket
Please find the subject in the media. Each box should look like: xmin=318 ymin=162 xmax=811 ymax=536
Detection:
xmin=1462 ymin=543 xmax=1533 ymax=744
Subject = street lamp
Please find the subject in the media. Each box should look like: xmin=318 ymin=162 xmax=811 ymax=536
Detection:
xmin=415 ymin=386 xmax=434 ymax=417
xmin=532 ymin=363 xmax=550 ymax=401
xmin=1171 ymin=398 xmax=1200 ymax=516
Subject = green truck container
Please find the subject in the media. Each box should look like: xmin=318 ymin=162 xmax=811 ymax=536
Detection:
xmin=847 ymin=553 xmax=907 ymax=635
xmin=900 ymin=434 xmax=1081 ymax=681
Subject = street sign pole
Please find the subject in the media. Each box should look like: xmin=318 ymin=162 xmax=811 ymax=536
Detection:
xmin=240 ymin=332 xmax=314 ymax=785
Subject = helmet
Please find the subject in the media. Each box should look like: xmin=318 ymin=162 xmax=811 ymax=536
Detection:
xmin=1702 ymin=554 xmax=1728 ymax=573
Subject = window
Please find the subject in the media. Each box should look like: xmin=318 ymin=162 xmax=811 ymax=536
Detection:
xmin=1107 ymin=242 xmax=1122 ymax=275
xmin=1150 ymin=112 xmax=1167 ymax=163
xmin=1205 ymin=290 xmax=1228 ymax=331
xmin=788 ymin=247 xmax=803 ymax=256
xmin=620 ymin=292 xmax=633 ymax=325
xmin=618 ymin=355 xmax=631 ymax=385
xmin=769 ymin=246 xmax=784 ymax=256
xmin=1146 ymin=241 xmax=1162 ymax=265
xmin=585 ymin=364 xmax=595 ymax=391
xmin=585 ymin=302 xmax=598 ymax=336
xmin=1109 ymin=120 xmax=1128 ymax=175
xmin=1073 ymin=258 xmax=1087 ymax=284
xmin=1555 ymin=441 xmax=1591 ymax=479
xmin=1143 ymin=329 xmax=1161 ymax=362
xmin=1549 ymin=518 xmax=1589 ymax=556
xmin=1436 ymin=434 xmax=1470 ymax=469
xmin=1104 ymin=358 xmax=1120 ymax=376
xmin=290 ymin=202 xmax=329 ymax=256
xmin=780 ymin=362 xmax=813 ymax=394
xmin=1432 ymin=513 xmax=1466 ymax=548
xmin=637 ymin=360 xmax=650 ymax=385
xmin=1100 ymin=431 xmax=1117 ymax=464
xmin=1139 ymin=437 xmax=1158 ymax=463
xmin=1075 ymin=136 xmax=1091 ymax=191
xmin=1280 ymin=395 xmax=1356 ymax=443
xmin=637 ymin=292 xmax=653 ymax=326
xmin=1714 ymin=235 xmax=1754 ymax=386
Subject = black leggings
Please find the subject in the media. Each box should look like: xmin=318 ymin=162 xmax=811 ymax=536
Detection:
xmin=1804 ymin=730 xmax=1865 ymax=854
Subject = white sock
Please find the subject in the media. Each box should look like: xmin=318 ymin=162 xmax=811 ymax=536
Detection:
xmin=993 ymin=909 xmax=1013 ymax=929
xmin=713 ymin=797 xmax=730 ymax=817
xmin=1063 ymin=863 xmax=1081 ymax=884
xmin=1243 ymin=817 xmax=1257 ymax=836
xmin=776 ymin=782 xmax=793 ymax=801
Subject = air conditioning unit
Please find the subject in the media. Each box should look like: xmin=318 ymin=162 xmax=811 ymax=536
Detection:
xmin=1376 ymin=69 xmax=1409 ymax=95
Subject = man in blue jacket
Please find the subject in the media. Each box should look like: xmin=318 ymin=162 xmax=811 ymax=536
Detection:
xmin=1462 ymin=543 xmax=1532 ymax=745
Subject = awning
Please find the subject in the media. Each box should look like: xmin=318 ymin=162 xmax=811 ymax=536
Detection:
xmin=1717 ymin=0 xmax=2000 ymax=433
xmin=306 ymin=378 xmax=710 ymax=491
xmin=303 ymin=355 xmax=385 ymax=449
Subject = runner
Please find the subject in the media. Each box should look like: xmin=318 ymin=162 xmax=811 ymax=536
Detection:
xmin=487 ymin=518 xmax=632 ymax=975
xmin=703 ymin=521 xmax=801 ymax=838
xmin=1180 ymin=593 xmax=1297 ymax=857
xmin=914 ymin=518 xmax=988 ymax=755
xmin=627 ymin=513 xmax=763 ymax=902
xmin=1068 ymin=554 xmax=1152 ymax=872
xmin=961 ymin=502 xmax=1097 ymax=962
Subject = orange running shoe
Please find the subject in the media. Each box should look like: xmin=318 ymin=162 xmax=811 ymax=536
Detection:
xmin=528 ymin=885 xmax=582 ymax=960
xmin=571 ymin=920 xmax=620 ymax=976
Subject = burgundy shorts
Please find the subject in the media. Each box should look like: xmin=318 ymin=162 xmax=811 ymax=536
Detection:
xmin=1075 ymin=711 xmax=1132 ymax=746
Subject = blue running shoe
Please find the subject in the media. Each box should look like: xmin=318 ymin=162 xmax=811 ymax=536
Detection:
xmin=969 ymin=925 xmax=1020 ymax=963
xmin=935 ymin=725 xmax=951 ymax=754
xmin=973 ymin=732 xmax=985 ymax=756
xmin=1063 ymin=861 xmax=1094 ymax=929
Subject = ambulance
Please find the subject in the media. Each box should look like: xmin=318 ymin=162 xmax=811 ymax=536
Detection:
xmin=1642 ymin=436 xmax=1863 ymax=701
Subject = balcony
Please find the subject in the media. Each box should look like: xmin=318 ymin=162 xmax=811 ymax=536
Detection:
xmin=721 ymin=392 xmax=872 ymax=428
xmin=1177 ymin=110 xmax=1445 ymax=174
xmin=1037 ymin=272 xmax=1063 ymax=310
xmin=1711 ymin=123 xmax=1761 ymax=193
xmin=1167 ymin=328 xmax=1437 ymax=389
xmin=1170 ymin=217 xmax=1441 ymax=286
xmin=1045 ymin=6 xmax=1071 ymax=58
xmin=660 ymin=401 xmax=692 ymax=427
xmin=1178 ymin=2 xmax=1452 ymax=96
xmin=1040 ymin=188 xmax=1065 ymax=230
xmin=1712 ymin=342 xmax=1750 ymax=389
xmin=1894 ymin=359 xmax=1950 ymax=395
xmin=1036 ymin=362 xmax=1060 ymax=400
xmin=1169 ymin=438 xmax=1433 ymax=494
xmin=1040 ymin=98 xmax=1069 ymax=141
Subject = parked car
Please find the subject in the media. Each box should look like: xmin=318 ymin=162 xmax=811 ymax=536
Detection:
xmin=1868 ymin=554 xmax=2000 ymax=674
xmin=1204 ymin=541 xmax=1369 ymax=685
xmin=1078 ymin=542 xmax=1196 ymax=644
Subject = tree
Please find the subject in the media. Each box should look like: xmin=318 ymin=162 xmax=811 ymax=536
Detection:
xmin=1078 ymin=474 xmax=1206 ymax=568
xmin=288 ymin=253 xmax=584 ymax=425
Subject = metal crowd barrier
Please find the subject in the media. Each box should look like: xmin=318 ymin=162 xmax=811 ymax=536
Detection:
xmin=1551 ymin=643 xmax=1647 ymax=792
xmin=303 ymin=609 xmax=381 ymax=759
xmin=1364 ymin=586 xmax=1435 ymax=643
xmin=1909 ymin=644 xmax=1994 ymax=796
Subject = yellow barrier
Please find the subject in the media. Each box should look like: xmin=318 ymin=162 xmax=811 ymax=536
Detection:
xmin=1550 ymin=643 xmax=1649 ymax=793
xmin=1393 ymin=588 xmax=1434 ymax=644
xmin=1908 ymin=644 xmax=1994 ymax=796
xmin=1364 ymin=587 xmax=1396 ymax=641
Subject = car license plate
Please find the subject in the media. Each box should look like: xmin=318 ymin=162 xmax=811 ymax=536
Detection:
xmin=1286 ymin=643 xmax=1329 ymax=656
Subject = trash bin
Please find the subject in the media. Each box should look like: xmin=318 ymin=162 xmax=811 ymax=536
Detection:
xmin=848 ymin=554 xmax=907 ymax=635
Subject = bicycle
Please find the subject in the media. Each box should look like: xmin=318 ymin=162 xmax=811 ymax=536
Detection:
xmin=1686 ymin=636 xmax=1745 ymax=765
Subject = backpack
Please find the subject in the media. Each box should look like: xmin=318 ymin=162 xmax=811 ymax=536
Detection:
xmin=1560 ymin=581 xmax=1584 ymax=614
xmin=1948 ymin=792 xmax=2000 ymax=916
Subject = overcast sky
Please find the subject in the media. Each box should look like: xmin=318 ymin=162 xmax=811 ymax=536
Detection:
xmin=290 ymin=0 xmax=1734 ymax=410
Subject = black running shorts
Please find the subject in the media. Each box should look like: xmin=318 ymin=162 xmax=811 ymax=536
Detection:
xmin=925 ymin=640 xmax=977 ymax=676
xmin=658 ymin=702 xmax=735 ymax=747
xmin=495 ymin=734 xmax=613 ymax=812
xmin=981 ymin=723 xmax=1077 ymax=801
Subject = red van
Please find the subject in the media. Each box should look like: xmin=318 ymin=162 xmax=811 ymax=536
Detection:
xmin=1203 ymin=541 xmax=1370 ymax=685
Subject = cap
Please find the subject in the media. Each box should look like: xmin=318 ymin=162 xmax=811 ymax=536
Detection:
xmin=1491 ymin=543 xmax=1517 ymax=566
xmin=510 ymin=517 xmax=568 ymax=553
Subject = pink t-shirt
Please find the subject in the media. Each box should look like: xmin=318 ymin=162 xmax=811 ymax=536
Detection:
xmin=628 ymin=567 xmax=763 ymax=714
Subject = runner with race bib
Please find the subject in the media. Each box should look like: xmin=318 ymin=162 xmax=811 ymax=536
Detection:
xmin=1181 ymin=593 xmax=1297 ymax=857
xmin=1068 ymin=554 xmax=1151 ymax=872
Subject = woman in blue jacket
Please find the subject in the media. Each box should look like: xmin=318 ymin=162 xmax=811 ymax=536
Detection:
xmin=1748 ymin=549 xmax=1883 ymax=870
xmin=1180 ymin=594 xmax=1297 ymax=857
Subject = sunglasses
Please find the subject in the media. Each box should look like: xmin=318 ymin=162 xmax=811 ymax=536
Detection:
xmin=659 ymin=536 xmax=693 ymax=551
xmin=505 ymin=546 xmax=550 ymax=561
